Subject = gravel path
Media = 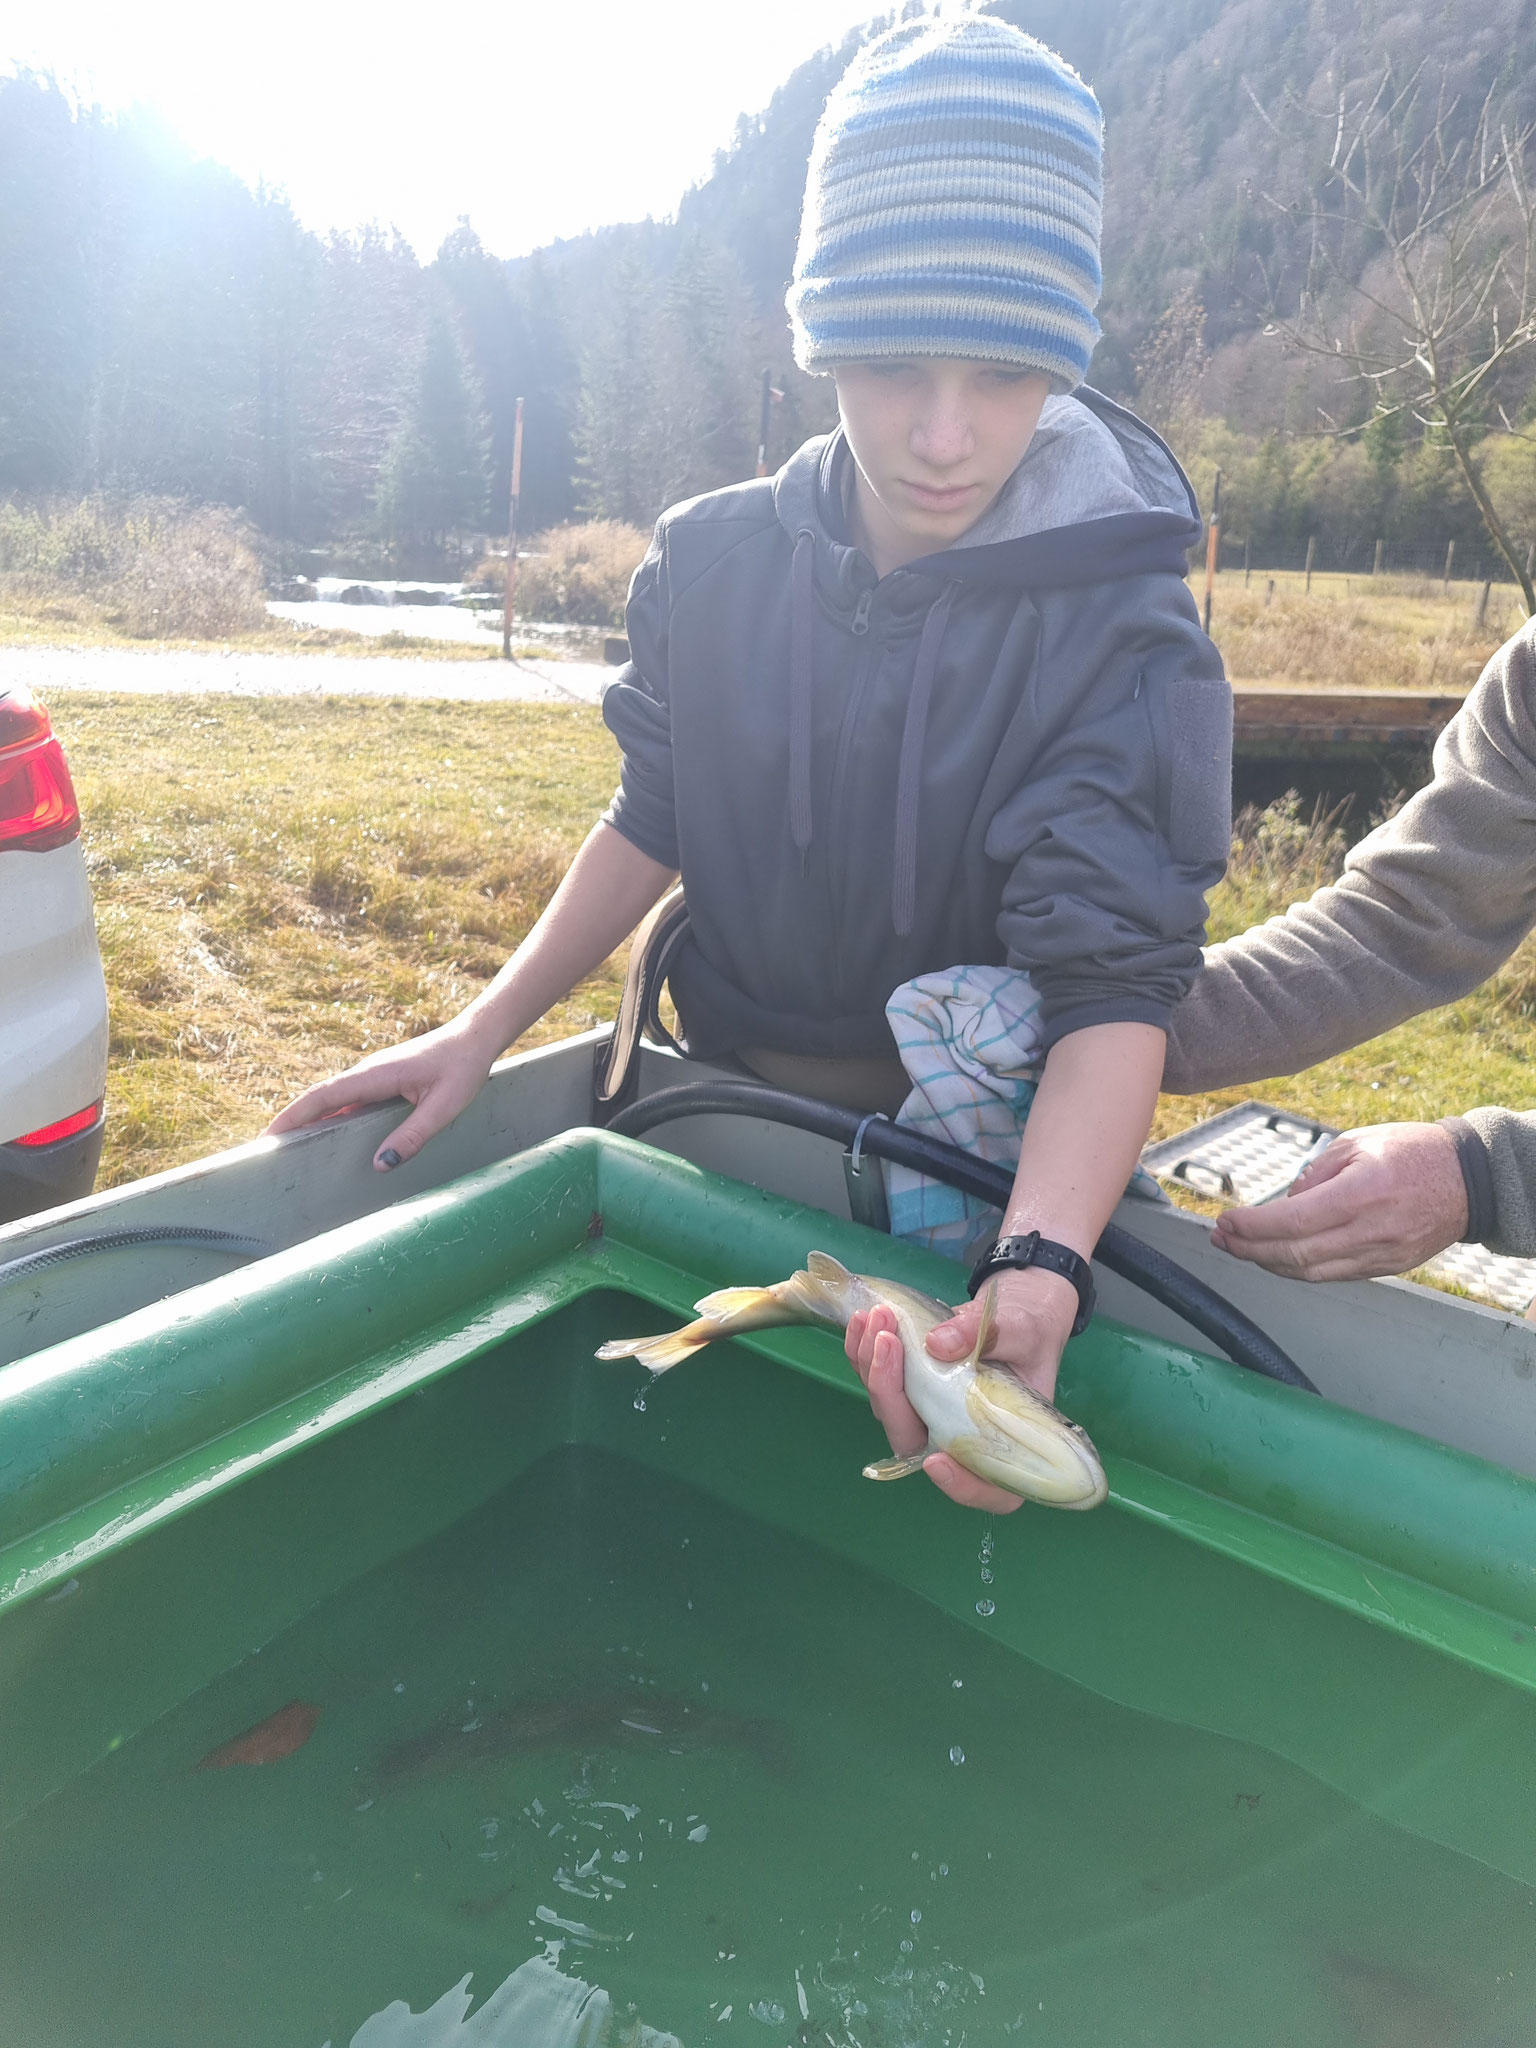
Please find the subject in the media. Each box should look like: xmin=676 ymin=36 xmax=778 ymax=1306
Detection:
xmin=0 ymin=644 xmax=612 ymax=704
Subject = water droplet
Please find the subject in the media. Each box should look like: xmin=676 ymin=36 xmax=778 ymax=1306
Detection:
xmin=688 ymin=1823 xmax=709 ymax=1842
xmin=748 ymin=2000 xmax=785 ymax=2024
xmin=900 ymin=1938 xmax=914 ymax=1954
xmin=980 ymin=1568 xmax=993 ymax=1584
xmin=949 ymin=1746 xmax=965 ymax=1765
xmin=975 ymin=1598 xmax=995 ymax=1617
xmin=911 ymin=1908 xmax=923 ymax=1924
xmin=952 ymin=1678 xmax=963 ymax=1689
xmin=393 ymin=1681 xmax=405 ymax=1694
xmin=939 ymin=1863 xmax=949 ymax=1876
xmin=633 ymin=1394 xmax=647 ymax=1412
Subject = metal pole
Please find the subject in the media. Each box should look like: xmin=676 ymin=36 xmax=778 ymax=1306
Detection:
xmin=1443 ymin=537 xmax=1455 ymax=593
xmin=1202 ymin=468 xmax=1221 ymax=635
xmin=1304 ymin=535 xmax=1315 ymax=593
xmin=1243 ymin=536 xmax=1251 ymax=587
xmin=1373 ymin=537 xmax=1384 ymax=577
xmin=1478 ymin=578 xmax=1492 ymax=628
xmin=502 ymin=395 xmax=524 ymax=662
xmin=755 ymin=370 xmax=783 ymax=479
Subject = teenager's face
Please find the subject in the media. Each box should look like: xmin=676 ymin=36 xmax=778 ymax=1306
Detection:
xmin=833 ymin=358 xmax=1052 ymax=573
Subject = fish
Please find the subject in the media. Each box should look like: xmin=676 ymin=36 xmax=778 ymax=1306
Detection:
xmin=596 ymin=1251 xmax=1107 ymax=1509
xmin=196 ymin=1699 xmax=322 ymax=1769
xmin=376 ymin=1688 xmax=788 ymax=1790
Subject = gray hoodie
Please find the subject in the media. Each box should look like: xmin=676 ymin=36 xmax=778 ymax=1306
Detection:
xmin=601 ymin=390 xmax=1232 ymax=1064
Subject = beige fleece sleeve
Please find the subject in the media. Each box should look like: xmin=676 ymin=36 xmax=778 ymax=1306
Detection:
xmin=1459 ymin=1107 xmax=1536 ymax=1258
xmin=1164 ymin=620 xmax=1536 ymax=1092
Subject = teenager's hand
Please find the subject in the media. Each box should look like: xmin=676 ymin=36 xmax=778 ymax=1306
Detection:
xmin=1210 ymin=1122 xmax=1469 ymax=1282
xmin=844 ymin=1265 xmax=1078 ymax=1513
xmin=265 ymin=1015 xmax=501 ymax=1172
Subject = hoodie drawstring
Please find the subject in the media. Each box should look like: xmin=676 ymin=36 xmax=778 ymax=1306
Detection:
xmin=891 ymin=582 xmax=956 ymax=938
xmin=789 ymin=528 xmax=816 ymax=870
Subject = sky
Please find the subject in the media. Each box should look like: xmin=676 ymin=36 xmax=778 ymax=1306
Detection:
xmin=4 ymin=0 xmax=898 ymax=260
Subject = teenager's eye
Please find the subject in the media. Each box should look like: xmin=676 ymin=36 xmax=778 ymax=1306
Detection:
xmin=983 ymin=366 xmax=1034 ymax=385
xmin=863 ymin=359 xmax=917 ymax=379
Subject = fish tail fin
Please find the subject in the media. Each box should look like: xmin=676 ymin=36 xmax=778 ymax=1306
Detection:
xmin=594 ymin=1324 xmax=716 ymax=1374
xmin=595 ymin=1283 xmax=800 ymax=1374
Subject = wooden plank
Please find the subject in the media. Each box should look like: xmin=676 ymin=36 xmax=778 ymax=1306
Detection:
xmin=1232 ymin=684 xmax=1465 ymax=750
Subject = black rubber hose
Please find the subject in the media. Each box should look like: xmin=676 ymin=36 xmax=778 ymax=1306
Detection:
xmin=608 ymin=1079 xmax=1319 ymax=1394
xmin=0 ymin=1227 xmax=272 ymax=1292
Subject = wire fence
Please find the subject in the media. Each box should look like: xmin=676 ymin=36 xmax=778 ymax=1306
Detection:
xmin=1202 ymin=533 xmax=1536 ymax=590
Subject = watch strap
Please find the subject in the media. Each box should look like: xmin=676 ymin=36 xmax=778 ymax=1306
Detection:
xmin=966 ymin=1231 xmax=1095 ymax=1337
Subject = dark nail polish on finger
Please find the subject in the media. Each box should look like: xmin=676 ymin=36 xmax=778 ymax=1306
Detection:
xmin=378 ymin=1148 xmax=403 ymax=1171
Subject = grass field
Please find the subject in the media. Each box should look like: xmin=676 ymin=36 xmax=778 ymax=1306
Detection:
xmin=55 ymin=694 xmax=625 ymax=1185
xmin=43 ymin=690 xmax=1536 ymax=1195
xmin=1209 ymin=567 xmax=1527 ymax=693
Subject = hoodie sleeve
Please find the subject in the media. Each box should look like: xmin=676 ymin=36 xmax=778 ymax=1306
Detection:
xmin=600 ymin=524 xmax=680 ymax=869
xmin=986 ymin=578 xmax=1231 ymax=1047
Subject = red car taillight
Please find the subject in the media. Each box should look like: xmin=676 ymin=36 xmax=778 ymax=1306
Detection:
xmin=0 ymin=687 xmax=80 ymax=852
xmin=12 ymin=1101 xmax=103 ymax=1148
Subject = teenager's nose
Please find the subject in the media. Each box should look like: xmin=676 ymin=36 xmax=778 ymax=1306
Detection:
xmin=909 ymin=383 xmax=975 ymax=471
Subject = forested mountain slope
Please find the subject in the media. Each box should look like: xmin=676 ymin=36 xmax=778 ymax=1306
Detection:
xmin=1 ymin=0 xmax=1531 ymax=563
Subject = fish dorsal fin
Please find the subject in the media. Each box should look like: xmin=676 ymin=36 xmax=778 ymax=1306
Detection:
xmin=968 ymin=1276 xmax=1001 ymax=1369
xmin=806 ymin=1250 xmax=852 ymax=1285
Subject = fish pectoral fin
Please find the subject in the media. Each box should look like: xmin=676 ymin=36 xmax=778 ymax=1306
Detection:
xmin=862 ymin=1450 xmax=930 ymax=1481
xmin=967 ymin=1275 xmax=1001 ymax=1368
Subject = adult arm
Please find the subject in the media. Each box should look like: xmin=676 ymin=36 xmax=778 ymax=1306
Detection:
xmin=267 ymin=822 xmax=677 ymax=1169
xmin=1164 ymin=622 xmax=1536 ymax=1092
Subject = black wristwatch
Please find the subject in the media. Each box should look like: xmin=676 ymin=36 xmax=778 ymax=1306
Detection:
xmin=967 ymin=1231 xmax=1096 ymax=1337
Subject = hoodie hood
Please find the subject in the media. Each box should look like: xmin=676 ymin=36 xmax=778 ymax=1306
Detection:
xmin=769 ymin=390 xmax=1204 ymax=935
xmin=771 ymin=387 xmax=1203 ymax=593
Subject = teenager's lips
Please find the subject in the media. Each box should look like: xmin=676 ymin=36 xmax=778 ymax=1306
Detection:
xmin=900 ymin=478 xmax=981 ymax=514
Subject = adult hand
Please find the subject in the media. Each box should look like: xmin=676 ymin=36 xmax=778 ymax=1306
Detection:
xmin=843 ymin=1265 xmax=1078 ymax=1513
xmin=1210 ymin=1121 xmax=1469 ymax=1282
xmin=265 ymin=1015 xmax=501 ymax=1172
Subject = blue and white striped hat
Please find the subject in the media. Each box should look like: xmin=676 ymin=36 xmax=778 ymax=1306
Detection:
xmin=787 ymin=14 xmax=1103 ymax=390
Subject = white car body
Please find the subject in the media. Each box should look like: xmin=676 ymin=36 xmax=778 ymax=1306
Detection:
xmin=0 ymin=688 xmax=109 ymax=1221
xmin=0 ymin=840 xmax=108 ymax=1142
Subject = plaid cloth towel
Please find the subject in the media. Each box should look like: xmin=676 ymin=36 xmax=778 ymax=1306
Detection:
xmin=884 ymin=965 xmax=1161 ymax=1261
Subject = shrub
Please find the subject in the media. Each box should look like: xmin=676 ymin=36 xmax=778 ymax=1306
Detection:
xmin=1208 ymin=794 xmax=1349 ymax=945
xmin=467 ymin=520 xmax=649 ymax=626
xmin=0 ymin=495 xmax=267 ymax=639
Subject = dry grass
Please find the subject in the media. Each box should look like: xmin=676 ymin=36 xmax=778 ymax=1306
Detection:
xmin=0 ymin=497 xmax=268 ymax=639
xmin=467 ymin=521 xmax=649 ymax=627
xmin=55 ymin=694 xmax=625 ymax=1187
xmin=1209 ymin=568 xmax=1528 ymax=693
xmin=48 ymin=695 xmax=1536 ymax=1198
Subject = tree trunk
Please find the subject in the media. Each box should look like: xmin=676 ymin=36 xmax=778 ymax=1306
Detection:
xmin=1443 ymin=416 xmax=1536 ymax=619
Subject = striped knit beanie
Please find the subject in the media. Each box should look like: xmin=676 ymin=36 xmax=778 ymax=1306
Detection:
xmin=786 ymin=13 xmax=1103 ymax=391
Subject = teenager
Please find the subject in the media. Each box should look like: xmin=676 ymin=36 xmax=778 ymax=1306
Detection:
xmin=272 ymin=17 xmax=1233 ymax=1513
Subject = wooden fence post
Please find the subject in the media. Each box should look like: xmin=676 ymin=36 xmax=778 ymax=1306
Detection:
xmin=1477 ymin=579 xmax=1492 ymax=628
xmin=1266 ymin=578 xmax=1275 ymax=608
xmin=1304 ymin=536 xmax=1316 ymax=593
xmin=1373 ymin=538 xmax=1384 ymax=577
xmin=1244 ymin=537 xmax=1251 ymax=586
xmin=1443 ymin=538 xmax=1456 ymax=592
